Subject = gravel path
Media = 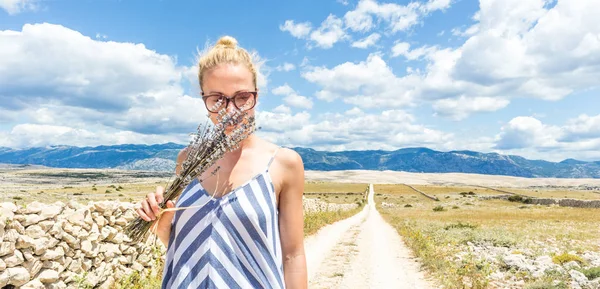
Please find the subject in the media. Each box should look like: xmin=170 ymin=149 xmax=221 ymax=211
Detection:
xmin=304 ymin=184 xmax=439 ymax=289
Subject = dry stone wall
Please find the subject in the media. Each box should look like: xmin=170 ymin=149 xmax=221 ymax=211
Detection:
xmin=0 ymin=201 xmax=164 ymax=288
xmin=1 ymin=197 xmax=360 ymax=288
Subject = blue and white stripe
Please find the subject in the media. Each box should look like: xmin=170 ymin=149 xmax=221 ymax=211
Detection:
xmin=161 ymin=151 xmax=284 ymax=289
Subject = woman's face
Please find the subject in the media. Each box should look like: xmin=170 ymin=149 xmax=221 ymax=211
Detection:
xmin=201 ymin=63 xmax=257 ymax=129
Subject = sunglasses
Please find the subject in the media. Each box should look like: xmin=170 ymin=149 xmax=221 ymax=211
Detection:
xmin=201 ymin=91 xmax=258 ymax=113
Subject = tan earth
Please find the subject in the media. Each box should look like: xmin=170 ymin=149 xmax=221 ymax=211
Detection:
xmin=305 ymin=170 xmax=600 ymax=187
xmin=304 ymin=184 xmax=439 ymax=289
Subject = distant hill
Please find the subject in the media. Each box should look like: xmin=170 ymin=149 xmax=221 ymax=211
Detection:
xmin=0 ymin=143 xmax=598 ymax=178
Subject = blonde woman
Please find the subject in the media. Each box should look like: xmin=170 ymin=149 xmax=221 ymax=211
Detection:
xmin=136 ymin=36 xmax=308 ymax=289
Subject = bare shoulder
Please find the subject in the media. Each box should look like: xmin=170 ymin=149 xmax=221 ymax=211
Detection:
xmin=275 ymin=147 xmax=304 ymax=171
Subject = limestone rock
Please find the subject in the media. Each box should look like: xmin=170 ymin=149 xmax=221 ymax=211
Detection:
xmin=22 ymin=201 xmax=45 ymax=214
xmin=23 ymin=258 xmax=43 ymax=278
xmin=25 ymin=225 xmax=46 ymax=239
xmin=16 ymin=234 xmax=35 ymax=250
xmin=38 ymin=269 xmax=60 ymax=283
xmin=0 ymin=241 xmax=15 ymax=257
xmin=40 ymin=246 xmax=65 ymax=261
xmin=1 ymin=266 xmax=31 ymax=287
xmin=3 ymin=249 xmax=24 ymax=267
xmin=0 ymin=258 xmax=5 ymax=271
xmin=37 ymin=220 xmax=55 ymax=232
xmin=569 ymin=269 xmax=589 ymax=287
xmin=20 ymin=214 xmax=43 ymax=227
xmin=20 ymin=278 xmax=45 ymax=289
xmin=47 ymin=281 xmax=68 ymax=289
xmin=40 ymin=203 xmax=64 ymax=220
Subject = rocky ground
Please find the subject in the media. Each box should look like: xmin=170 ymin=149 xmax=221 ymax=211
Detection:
xmin=454 ymin=241 xmax=600 ymax=288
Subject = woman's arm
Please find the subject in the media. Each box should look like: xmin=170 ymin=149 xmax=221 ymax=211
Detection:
xmin=277 ymin=149 xmax=308 ymax=289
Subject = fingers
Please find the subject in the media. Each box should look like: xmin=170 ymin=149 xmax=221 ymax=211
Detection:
xmin=136 ymin=206 xmax=152 ymax=222
xmin=147 ymin=191 xmax=161 ymax=218
xmin=141 ymin=198 xmax=156 ymax=220
xmin=156 ymin=186 xmax=165 ymax=203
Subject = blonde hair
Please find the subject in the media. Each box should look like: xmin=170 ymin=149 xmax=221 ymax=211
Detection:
xmin=197 ymin=35 xmax=259 ymax=91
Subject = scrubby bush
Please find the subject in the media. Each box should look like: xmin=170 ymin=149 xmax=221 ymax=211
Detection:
xmin=552 ymin=253 xmax=584 ymax=265
xmin=433 ymin=205 xmax=445 ymax=212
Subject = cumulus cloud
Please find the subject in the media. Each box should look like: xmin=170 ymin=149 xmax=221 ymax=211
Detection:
xmin=279 ymin=20 xmax=312 ymax=38
xmin=302 ymin=53 xmax=417 ymax=108
xmin=275 ymin=62 xmax=296 ymax=72
xmin=0 ymin=0 xmax=38 ymax=14
xmin=0 ymin=124 xmax=184 ymax=148
xmin=271 ymin=84 xmax=313 ymax=109
xmin=351 ymin=33 xmax=381 ymax=49
xmin=257 ymin=109 xmax=453 ymax=151
xmin=432 ymin=96 xmax=510 ymax=120
xmin=303 ymin=0 xmax=600 ymax=120
xmin=343 ymin=0 xmax=452 ymax=33
xmin=493 ymin=114 xmax=600 ymax=161
xmin=309 ymin=14 xmax=348 ymax=49
xmin=0 ymin=23 xmax=232 ymax=147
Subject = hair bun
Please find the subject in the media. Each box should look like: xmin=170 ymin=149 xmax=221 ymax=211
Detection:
xmin=216 ymin=36 xmax=238 ymax=48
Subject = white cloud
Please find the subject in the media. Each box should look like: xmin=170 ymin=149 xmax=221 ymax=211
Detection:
xmin=495 ymin=116 xmax=561 ymax=150
xmin=284 ymin=94 xmax=313 ymax=109
xmin=391 ymin=42 xmax=438 ymax=60
xmin=95 ymin=33 xmax=108 ymax=40
xmin=351 ymin=33 xmax=381 ymax=49
xmin=561 ymin=114 xmax=600 ymax=142
xmin=257 ymin=109 xmax=453 ymax=151
xmin=307 ymin=0 xmax=600 ymax=120
xmin=492 ymin=115 xmax=600 ymax=161
xmin=271 ymin=84 xmax=295 ymax=96
xmin=0 ymin=124 xmax=182 ymax=148
xmin=279 ymin=20 xmax=312 ymax=38
xmin=345 ymin=107 xmax=364 ymax=116
xmin=302 ymin=54 xmax=417 ymax=108
xmin=276 ymin=62 xmax=296 ymax=72
xmin=0 ymin=23 xmax=253 ymax=147
xmin=343 ymin=0 xmax=452 ymax=34
xmin=433 ymin=96 xmax=510 ymax=120
xmin=0 ymin=0 xmax=38 ymax=15
xmin=0 ymin=23 xmax=182 ymax=112
xmin=309 ymin=14 xmax=347 ymax=49
xmin=272 ymin=105 xmax=291 ymax=114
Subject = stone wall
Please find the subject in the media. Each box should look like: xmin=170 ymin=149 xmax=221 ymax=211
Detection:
xmin=0 ymin=201 xmax=163 ymax=288
xmin=479 ymin=195 xmax=600 ymax=208
xmin=1 ymin=197 xmax=362 ymax=288
xmin=302 ymin=197 xmax=360 ymax=213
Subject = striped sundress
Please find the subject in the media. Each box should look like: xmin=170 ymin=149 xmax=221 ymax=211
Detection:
xmin=161 ymin=148 xmax=285 ymax=289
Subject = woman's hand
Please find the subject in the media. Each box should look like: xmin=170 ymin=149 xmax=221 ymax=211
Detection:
xmin=136 ymin=186 xmax=176 ymax=247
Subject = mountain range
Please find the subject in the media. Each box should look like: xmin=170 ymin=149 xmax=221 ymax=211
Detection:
xmin=0 ymin=143 xmax=599 ymax=178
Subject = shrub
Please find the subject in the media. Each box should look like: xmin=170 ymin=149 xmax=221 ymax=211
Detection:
xmin=404 ymin=204 xmax=413 ymax=208
xmin=579 ymin=266 xmax=600 ymax=280
xmin=73 ymin=192 xmax=83 ymax=196
xmin=452 ymin=206 xmax=460 ymax=209
xmin=105 ymin=190 xmax=112 ymax=194
xmin=444 ymin=222 xmax=477 ymax=230
xmin=508 ymin=195 xmax=524 ymax=202
xmin=433 ymin=205 xmax=445 ymax=212
xmin=552 ymin=253 xmax=584 ymax=265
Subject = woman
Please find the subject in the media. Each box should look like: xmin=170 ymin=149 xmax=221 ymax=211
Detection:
xmin=136 ymin=35 xmax=308 ymax=289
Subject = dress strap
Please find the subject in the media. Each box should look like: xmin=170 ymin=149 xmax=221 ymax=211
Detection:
xmin=266 ymin=147 xmax=280 ymax=171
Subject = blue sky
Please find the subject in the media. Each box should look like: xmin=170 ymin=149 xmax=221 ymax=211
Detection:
xmin=1 ymin=0 xmax=599 ymax=162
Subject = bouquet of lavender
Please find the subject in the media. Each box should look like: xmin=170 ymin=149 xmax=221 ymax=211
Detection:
xmin=124 ymin=108 xmax=256 ymax=243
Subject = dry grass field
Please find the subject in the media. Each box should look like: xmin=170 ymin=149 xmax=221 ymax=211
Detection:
xmin=493 ymin=187 xmax=600 ymax=200
xmin=375 ymin=183 xmax=600 ymax=288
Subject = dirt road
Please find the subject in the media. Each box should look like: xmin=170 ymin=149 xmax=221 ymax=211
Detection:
xmin=303 ymin=184 xmax=439 ymax=289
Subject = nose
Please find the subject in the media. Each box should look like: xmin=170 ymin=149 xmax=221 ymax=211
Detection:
xmin=225 ymin=98 xmax=237 ymax=112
